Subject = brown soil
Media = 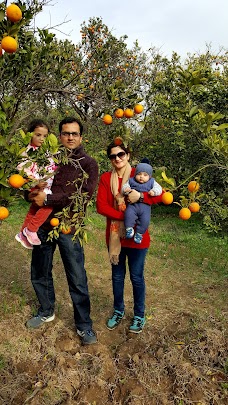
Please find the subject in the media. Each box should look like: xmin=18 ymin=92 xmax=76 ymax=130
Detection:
xmin=0 ymin=220 xmax=227 ymax=405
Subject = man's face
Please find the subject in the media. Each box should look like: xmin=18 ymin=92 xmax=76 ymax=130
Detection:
xmin=59 ymin=122 xmax=82 ymax=149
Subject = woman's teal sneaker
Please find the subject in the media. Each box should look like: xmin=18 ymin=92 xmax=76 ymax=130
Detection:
xmin=129 ymin=316 xmax=146 ymax=333
xmin=106 ymin=310 xmax=124 ymax=330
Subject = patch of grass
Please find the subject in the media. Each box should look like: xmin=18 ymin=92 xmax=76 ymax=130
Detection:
xmin=7 ymin=197 xmax=29 ymax=226
xmin=0 ymin=354 xmax=6 ymax=370
xmin=150 ymin=206 xmax=228 ymax=279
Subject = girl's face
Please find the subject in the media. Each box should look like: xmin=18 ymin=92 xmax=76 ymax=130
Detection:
xmin=31 ymin=126 xmax=48 ymax=147
xmin=109 ymin=146 xmax=130 ymax=171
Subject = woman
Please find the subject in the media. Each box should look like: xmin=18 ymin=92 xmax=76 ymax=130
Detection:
xmin=96 ymin=138 xmax=163 ymax=334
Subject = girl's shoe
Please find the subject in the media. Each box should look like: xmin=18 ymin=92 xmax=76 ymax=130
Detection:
xmin=15 ymin=232 xmax=33 ymax=249
xmin=23 ymin=227 xmax=41 ymax=245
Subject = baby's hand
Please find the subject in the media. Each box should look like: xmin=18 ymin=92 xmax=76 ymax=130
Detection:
xmin=148 ymin=190 xmax=155 ymax=196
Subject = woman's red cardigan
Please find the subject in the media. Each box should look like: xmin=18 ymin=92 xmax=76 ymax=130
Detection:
xmin=96 ymin=168 xmax=163 ymax=249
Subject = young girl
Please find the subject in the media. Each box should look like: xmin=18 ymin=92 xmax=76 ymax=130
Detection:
xmin=15 ymin=119 xmax=57 ymax=249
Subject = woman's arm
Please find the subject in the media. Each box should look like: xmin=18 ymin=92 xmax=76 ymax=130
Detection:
xmin=96 ymin=174 xmax=124 ymax=221
xmin=127 ymin=189 xmax=164 ymax=205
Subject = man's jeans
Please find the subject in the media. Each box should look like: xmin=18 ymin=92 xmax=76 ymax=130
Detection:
xmin=31 ymin=228 xmax=92 ymax=331
xmin=111 ymin=247 xmax=148 ymax=318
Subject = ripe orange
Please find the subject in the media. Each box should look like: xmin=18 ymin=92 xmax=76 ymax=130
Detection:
xmin=6 ymin=4 xmax=22 ymax=22
xmin=134 ymin=104 xmax=144 ymax=114
xmin=124 ymin=108 xmax=134 ymax=118
xmin=179 ymin=207 xmax=191 ymax=220
xmin=188 ymin=181 xmax=200 ymax=193
xmin=77 ymin=93 xmax=84 ymax=100
xmin=61 ymin=227 xmax=71 ymax=234
xmin=102 ymin=114 xmax=113 ymax=125
xmin=1 ymin=36 xmax=18 ymax=53
xmin=114 ymin=137 xmax=123 ymax=146
xmin=189 ymin=202 xmax=200 ymax=213
xmin=114 ymin=109 xmax=124 ymax=118
xmin=161 ymin=191 xmax=174 ymax=205
xmin=0 ymin=206 xmax=9 ymax=220
xmin=8 ymin=174 xmax=25 ymax=188
xmin=50 ymin=218 xmax=60 ymax=227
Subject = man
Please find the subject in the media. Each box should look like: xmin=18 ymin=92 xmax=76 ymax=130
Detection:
xmin=26 ymin=117 xmax=99 ymax=345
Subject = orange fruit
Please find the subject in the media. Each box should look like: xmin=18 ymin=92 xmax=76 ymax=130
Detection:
xmin=188 ymin=181 xmax=200 ymax=193
xmin=61 ymin=227 xmax=71 ymax=234
xmin=1 ymin=36 xmax=18 ymax=53
xmin=6 ymin=4 xmax=22 ymax=22
xmin=134 ymin=104 xmax=144 ymax=114
xmin=179 ymin=207 xmax=191 ymax=220
xmin=77 ymin=93 xmax=84 ymax=100
xmin=114 ymin=137 xmax=123 ymax=146
xmin=8 ymin=174 xmax=25 ymax=188
xmin=189 ymin=202 xmax=200 ymax=213
xmin=50 ymin=218 xmax=60 ymax=227
xmin=114 ymin=109 xmax=124 ymax=118
xmin=124 ymin=108 xmax=134 ymax=118
xmin=161 ymin=191 xmax=173 ymax=205
xmin=0 ymin=206 xmax=9 ymax=220
xmin=102 ymin=114 xmax=113 ymax=125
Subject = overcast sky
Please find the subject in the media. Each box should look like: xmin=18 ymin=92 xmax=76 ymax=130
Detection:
xmin=34 ymin=0 xmax=227 ymax=59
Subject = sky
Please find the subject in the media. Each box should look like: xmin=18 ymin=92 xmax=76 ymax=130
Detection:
xmin=33 ymin=0 xmax=227 ymax=59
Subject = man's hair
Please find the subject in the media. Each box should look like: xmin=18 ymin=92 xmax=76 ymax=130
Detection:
xmin=59 ymin=117 xmax=83 ymax=135
xmin=28 ymin=119 xmax=49 ymax=133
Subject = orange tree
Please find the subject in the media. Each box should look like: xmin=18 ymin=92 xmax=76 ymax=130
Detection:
xmin=53 ymin=17 xmax=148 ymax=163
xmin=0 ymin=5 xmax=147 ymax=215
xmin=1 ymin=9 xmax=147 ymax=169
xmin=131 ymin=49 xmax=228 ymax=233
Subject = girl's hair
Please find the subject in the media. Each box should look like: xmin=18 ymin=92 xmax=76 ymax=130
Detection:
xmin=107 ymin=138 xmax=131 ymax=158
xmin=59 ymin=116 xmax=83 ymax=135
xmin=28 ymin=119 xmax=49 ymax=133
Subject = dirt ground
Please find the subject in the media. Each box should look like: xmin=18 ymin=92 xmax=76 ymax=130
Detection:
xmin=0 ymin=219 xmax=227 ymax=405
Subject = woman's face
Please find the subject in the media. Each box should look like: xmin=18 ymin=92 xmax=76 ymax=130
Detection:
xmin=109 ymin=146 xmax=130 ymax=170
xmin=31 ymin=126 xmax=48 ymax=147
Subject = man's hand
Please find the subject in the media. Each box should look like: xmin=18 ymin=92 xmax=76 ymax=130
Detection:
xmin=31 ymin=191 xmax=46 ymax=207
xmin=36 ymin=181 xmax=48 ymax=190
xmin=127 ymin=189 xmax=141 ymax=203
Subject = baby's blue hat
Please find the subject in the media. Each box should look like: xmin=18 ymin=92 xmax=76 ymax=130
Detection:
xmin=135 ymin=163 xmax=153 ymax=177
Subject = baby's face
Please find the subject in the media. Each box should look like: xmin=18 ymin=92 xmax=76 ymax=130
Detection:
xmin=135 ymin=172 xmax=150 ymax=183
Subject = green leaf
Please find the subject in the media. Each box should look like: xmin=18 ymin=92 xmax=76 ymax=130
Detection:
xmin=216 ymin=123 xmax=228 ymax=131
xmin=0 ymin=10 xmax=5 ymax=22
xmin=189 ymin=106 xmax=198 ymax=117
xmin=161 ymin=171 xmax=176 ymax=187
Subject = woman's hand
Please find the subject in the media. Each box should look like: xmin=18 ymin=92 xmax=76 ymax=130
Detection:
xmin=127 ymin=189 xmax=140 ymax=203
